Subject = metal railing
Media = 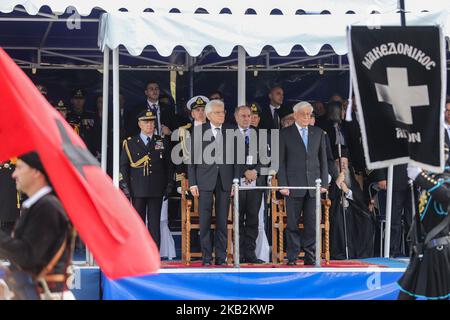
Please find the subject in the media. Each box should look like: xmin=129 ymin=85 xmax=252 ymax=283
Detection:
xmin=232 ymin=178 xmax=322 ymax=268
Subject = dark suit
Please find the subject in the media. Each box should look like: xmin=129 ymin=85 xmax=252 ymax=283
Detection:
xmin=235 ymin=126 xmax=266 ymax=261
xmin=259 ymin=105 xmax=281 ymax=130
xmin=187 ymin=123 xmax=237 ymax=262
xmin=120 ymin=133 xmax=173 ymax=248
xmin=370 ymin=164 xmax=411 ymax=257
xmin=445 ymin=127 xmax=450 ymax=167
xmin=278 ymin=124 xmax=328 ymax=262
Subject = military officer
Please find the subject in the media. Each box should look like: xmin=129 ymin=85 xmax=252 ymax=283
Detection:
xmin=67 ymin=89 xmax=97 ymax=154
xmin=175 ymin=95 xmax=209 ymax=193
xmin=0 ymin=159 xmax=20 ymax=234
xmin=249 ymin=102 xmax=261 ymax=128
xmin=120 ymin=110 xmax=174 ymax=248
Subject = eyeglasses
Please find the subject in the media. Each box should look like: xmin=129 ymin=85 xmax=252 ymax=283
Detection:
xmin=211 ymin=111 xmax=226 ymax=115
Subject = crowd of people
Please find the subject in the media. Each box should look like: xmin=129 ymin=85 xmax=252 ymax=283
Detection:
xmin=0 ymin=80 xmax=449 ymax=300
xmin=1 ymin=81 xmax=430 ymax=264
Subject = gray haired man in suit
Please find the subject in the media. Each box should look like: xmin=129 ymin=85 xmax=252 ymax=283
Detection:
xmin=188 ymin=100 xmax=237 ymax=266
xmin=278 ymin=101 xmax=328 ymax=265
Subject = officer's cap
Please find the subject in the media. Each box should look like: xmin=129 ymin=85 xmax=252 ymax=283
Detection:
xmin=187 ymin=95 xmax=209 ymax=111
xmin=55 ymin=100 xmax=67 ymax=111
xmin=248 ymin=102 xmax=261 ymax=115
xmin=137 ymin=110 xmax=156 ymax=121
xmin=72 ymin=89 xmax=86 ymax=99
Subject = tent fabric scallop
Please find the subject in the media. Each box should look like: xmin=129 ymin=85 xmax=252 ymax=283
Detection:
xmin=98 ymin=11 xmax=450 ymax=57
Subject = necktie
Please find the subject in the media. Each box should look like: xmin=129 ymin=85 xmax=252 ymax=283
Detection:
xmin=146 ymin=136 xmax=151 ymax=146
xmin=243 ymin=129 xmax=249 ymax=145
xmin=214 ymin=127 xmax=221 ymax=139
xmin=150 ymin=103 xmax=160 ymax=133
xmin=301 ymin=128 xmax=308 ymax=149
xmin=273 ymin=108 xmax=280 ymax=129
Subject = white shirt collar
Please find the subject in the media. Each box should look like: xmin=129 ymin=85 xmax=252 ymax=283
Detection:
xmin=140 ymin=132 xmax=153 ymax=142
xmin=269 ymin=104 xmax=280 ymax=110
xmin=445 ymin=123 xmax=450 ymax=130
xmin=194 ymin=120 xmax=203 ymax=127
xmin=295 ymin=122 xmax=308 ymax=131
xmin=210 ymin=123 xmax=222 ymax=131
xmin=238 ymin=126 xmax=249 ymax=134
xmin=147 ymin=99 xmax=159 ymax=108
xmin=22 ymin=186 xmax=52 ymax=209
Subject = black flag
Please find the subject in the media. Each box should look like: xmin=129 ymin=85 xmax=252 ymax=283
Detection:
xmin=348 ymin=26 xmax=446 ymax=171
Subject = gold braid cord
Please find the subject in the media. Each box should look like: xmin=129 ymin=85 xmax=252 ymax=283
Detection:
xmin=123 ymin=139 xmax=151 ymax=176
xmin=179 ymin=125 xmax=191 ymax=161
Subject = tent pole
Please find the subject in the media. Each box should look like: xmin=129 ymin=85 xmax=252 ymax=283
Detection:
xmin=101 ymin=47 xmax=110 ymax=171
xmin=237 ymin=46 xmax=246 ymax=106
xmin=384 ymin=165 xmax=394 ymax=258
xmin=112 ymin=48 xmax=120 ymax=188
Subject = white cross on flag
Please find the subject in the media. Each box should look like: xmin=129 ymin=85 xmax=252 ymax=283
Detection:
xmin=347 ymin=26 xmax=446 ymax=171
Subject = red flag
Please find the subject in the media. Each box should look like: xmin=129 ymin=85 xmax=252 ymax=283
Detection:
xmin=0 ymin=48 xmax=160 ymax=279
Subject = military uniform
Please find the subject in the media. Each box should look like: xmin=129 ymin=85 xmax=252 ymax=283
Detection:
xmin=67 ymin=89 xmax=97 ymax=154
xmin=397 ymin=167 xmax=450 ymax=300
xmin=120 ymin=111 xmax=174 ymax=248
xmin=175 ymin=95 xmax=209 ymax=192
xmin=0 ymin=159 xmax=19 ymax=234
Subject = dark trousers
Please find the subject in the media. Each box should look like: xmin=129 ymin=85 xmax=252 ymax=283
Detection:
xmin=133 ymin=197 xmax=163 ymax=249
xmin=239 ymin=189 xmax=262 ymax=261
xmin=286 ymin=194 xmax=316 ymax=262
xmin=198 ymin=178 xmax=230 ymax=261
xmin=378 ymin=190 xmax=412 ymax=257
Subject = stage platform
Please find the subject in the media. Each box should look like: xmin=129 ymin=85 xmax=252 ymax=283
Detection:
xmin=101 ymin=258 xmax=409 ymax=300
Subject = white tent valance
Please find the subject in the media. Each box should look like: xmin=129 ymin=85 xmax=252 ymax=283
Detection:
xmin=98 ymin=11 xmax=450 ymax=57
xmin=2 ymin=0 xmax=446 ymax=16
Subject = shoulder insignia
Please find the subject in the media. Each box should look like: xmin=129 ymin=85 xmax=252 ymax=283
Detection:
xmin=180 ymin=123 xmax=192 ymax=130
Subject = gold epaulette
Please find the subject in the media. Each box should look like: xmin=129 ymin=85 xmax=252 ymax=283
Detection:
xmin=123 ymin=138 xmax=151 ymax=176
xmin=418 ymin=190 xmax=430 ymax=214
xmin=179 ymin=125 xmax=191 ymax=160
xmin=179 ymin=123 xmax=192 ymax=130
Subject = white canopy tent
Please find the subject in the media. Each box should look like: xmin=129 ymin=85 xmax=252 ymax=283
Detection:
xmin=2 ymin=0 xmax=450 ymax=261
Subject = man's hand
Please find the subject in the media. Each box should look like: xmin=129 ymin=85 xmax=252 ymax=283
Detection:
xmin=320 ymin=187 xmax=328 ymax=193
xmin=340 ymin=183 xmax=349 ymax=194
xmin=280 ymin=189 xmax=290 ymax=196
xmin=244 ymin=169 xmax=257 ymax=182
xmin=190 ymin=186 xmax=199 ymax=197
xmin=407 ymin=164 xmax=422 ymax=180
xmin=161 ymin=125 xmax=172 ymax=136
xmin=377 ymin=180 xmax=387 ymax=190
xmin=335 ymin=171 xmax=345 ymax=189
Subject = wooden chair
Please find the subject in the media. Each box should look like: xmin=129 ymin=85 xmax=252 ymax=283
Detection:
xmin=181 ymin=176 xmax=234 ymax=265
xmin=271 ymin=176 xmax=331 ymax=265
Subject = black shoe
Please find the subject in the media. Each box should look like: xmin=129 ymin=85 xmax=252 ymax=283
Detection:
xmin=287 ymin=260 xmax=297 ymax=266
xmin=303 ymin=260 xmax=315 ymax=266
xmin=215 ymin=259 xmax=226 ymax=266
xmin=239 ymin=258 xmax=247 ymax=264
xmin=202 ymin=260 xmax=212 ymax=266
xmin=246 ymin=258 xmax=265 ymax=264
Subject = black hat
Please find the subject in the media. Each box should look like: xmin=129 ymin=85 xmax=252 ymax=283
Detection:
xmin=55 ymin=100 xmax=68 ymax=111
xmin=72 ymin=89 xmax=86 ymax=99
xmin=137 ymin=110 xmax=156 ymax=121
xmin=19 ymin=152 xmax=46 ymax=175
xmin=248 ymin=102 xmax=261 ymax=115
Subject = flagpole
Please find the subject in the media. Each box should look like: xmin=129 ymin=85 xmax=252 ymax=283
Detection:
xmin=101 ymin=48 xmax=109 ymax=172
xmin=112 ymin=48 xmax=120 ymax=188
xmin=384 ymin=164 xmax=394 ymax=258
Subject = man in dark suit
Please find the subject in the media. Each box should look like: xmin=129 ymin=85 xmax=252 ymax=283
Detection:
xmin=120 ymin=110 xmax=173 ymax=249
xmin=234 ymin=105 xmax=266 ymax=264
xmin=129 ymin=81 xmax=179 ymax=137
xmin=187 ymin=100 xmax=237 ymax=266
xmin=259 ymin=86 xmax=284 ymax=130
xmin=370 ymin=164 xmax=411 ymax=258
xmin=1 ymin=152 xmax=74 ymax=299
xmin=278 ymin=101 xmax=329 ymax=265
